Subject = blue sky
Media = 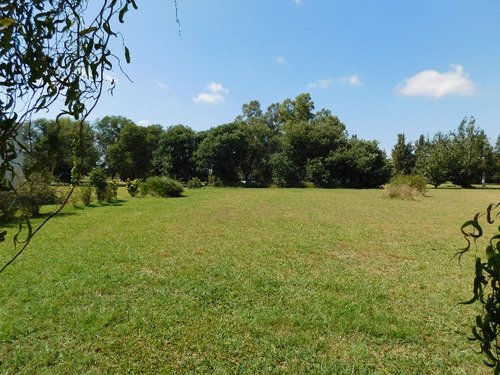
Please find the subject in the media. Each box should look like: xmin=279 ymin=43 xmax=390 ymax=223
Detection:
xmin=86 ymin=0 xmax=500 ymax=152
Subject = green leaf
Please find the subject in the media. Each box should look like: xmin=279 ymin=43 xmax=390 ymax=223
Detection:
xmin=79 ymin=26 xmax=98 ymax=36
xmin=0 ymin=18 xmax=16 ymax=28
xmin=102 ymin=22 xmax=115 ymax=36
xmin=461 ymin=214 xmax=483 ymax=239
xmin=119 ymin=4 xmax=128 ymax=23
xmin=124 ymin=46 xmax=131 ymax=64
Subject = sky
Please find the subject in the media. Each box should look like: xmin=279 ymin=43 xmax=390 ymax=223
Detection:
xmin=80 ymin=0 xmax=500 ymax=153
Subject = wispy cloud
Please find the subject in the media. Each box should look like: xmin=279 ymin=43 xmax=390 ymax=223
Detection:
xmin=155 ymin=81 xmax=169 ymax=89
xmin=340 ymin=75 xmax=363 ymax=87
xmin=138 ymin=120 xmax=151 ymax=126
xmin=275 ymin=56 xmax=287 ymax=65
xmin=396 ymin=64 xmax=476 ymax=98
xmin=207 ymin=82 xmax=229 ymax=94
xmin=193 ymin=82 xmax=229 ymax=104
xmin=193 ymin=93 xmax=224 ymax=104
xmin=308 ymin=78 xmax=333 ymax=89
xmin=295 ymin=0 xmax=303 ymax=4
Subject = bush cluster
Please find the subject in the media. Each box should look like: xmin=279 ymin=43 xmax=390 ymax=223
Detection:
xmin=0 ymin=173 xmax=59 ymax=219
xmin=126 ymin=178 xmax=140 ymax=197
xmin=88 ymin=168 xmax=117 ymax=203
xmin=140 ymin=176 xmax=183 ymax=197
xmin=187 ymin=177 xmax=202 ymax=189
xmin=384 ymin=174 xmax=427 ymax=200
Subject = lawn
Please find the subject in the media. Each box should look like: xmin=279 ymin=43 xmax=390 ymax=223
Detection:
xmin=0 ymin=187 xmax=499 ymax=374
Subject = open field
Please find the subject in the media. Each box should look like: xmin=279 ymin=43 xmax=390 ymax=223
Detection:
xmin=1 ymin=187 xmax=499 ymax=374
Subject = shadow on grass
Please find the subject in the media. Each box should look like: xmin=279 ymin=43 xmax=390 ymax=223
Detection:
xmin=93 ymin=199 xmax=126 ymax=207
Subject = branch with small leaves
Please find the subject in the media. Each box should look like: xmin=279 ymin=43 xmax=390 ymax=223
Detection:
xmin=455 ymin=202 xmax=500 ymax=373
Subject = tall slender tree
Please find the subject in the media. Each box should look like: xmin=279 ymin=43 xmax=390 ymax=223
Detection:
xmin=391 ymin=133 xmax=415 ymax=175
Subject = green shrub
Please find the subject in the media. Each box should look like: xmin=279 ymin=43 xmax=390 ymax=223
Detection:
xmin=16 ymin=173 xmax=58 ymax=216
xmin=187 ymin=177 xmax=202 ymax=189
xmin=302 ymin=181 xmax=316 ymax=189
xmin=106 ymin=179 xmax=119 ymax=202
xmin=140 ymin=176 xmax=184 ymax=197
xmin=79 ymin=185 xmax=93 ymax=206
xmin=0 ymin=190 xmax=18 ymax=221
xmin=384 ymin=174 xmax=427 ymax=200
xmin=208 ymin=174 xmax=224 ymax=187
xmin=126 ymin=178 xmax=140 ymax=197
xmin=89 ymin=168 xmax=108 ymax=203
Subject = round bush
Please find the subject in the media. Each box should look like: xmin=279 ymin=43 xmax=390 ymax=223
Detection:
xmin=140 ymin=176 xmax=184 ymax=197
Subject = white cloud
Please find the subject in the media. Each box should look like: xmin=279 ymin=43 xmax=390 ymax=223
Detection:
xmin=193 ymin=82 xmax=229 ymax=104
xmin=396 ymin=64 xmax=476 ymax=98
xmin=206 ymin=82 xmax=229 ymax=94
xmin=275 ymin=56 xmax=287 ymax=65
xmin=155 ymin=81 xmax=168 ymax=89
xmin=341 ymin=75 xmax=363 ymax=87
xmin=308 ymin=78 xmax=333 ymax=89
xmin=193 ymin=93 xmax=225 ymax=104
xmin=295 ymin=0 xmax=303 ymax=4
xmin=138 ymin=120 xmax=151 ymax=126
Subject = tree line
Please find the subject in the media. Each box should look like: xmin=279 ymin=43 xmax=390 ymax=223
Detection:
xmin=391 ymin=117 xmax=500 ymax=188
xmin=24 ymin=94 xmax=500 ymax=189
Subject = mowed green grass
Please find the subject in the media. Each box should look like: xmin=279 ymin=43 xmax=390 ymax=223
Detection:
xmin=1 ymin=187 xmax=499 ymax=374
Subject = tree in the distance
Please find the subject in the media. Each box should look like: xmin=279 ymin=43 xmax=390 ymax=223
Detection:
xmin=152 ymin=124 xmax=199 ymax=182
xmin=391 ymin=133 xmax=415 ymax=175
xmin=447 ymin=117 xmax=494 ymax=188
xmin=414 ymin=133 xmax=450 ymax=188
xmin=94 ymin=116 xmax=136 ymax=178
xmin=107 ymin=123 xmax=163 ymax=180
xmin=194 ymin=122 xmax=249 ymax=186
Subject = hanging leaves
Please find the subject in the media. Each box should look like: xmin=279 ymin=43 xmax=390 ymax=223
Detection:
xmin=457 ymin=202 xmax=500 ymax=372
xmin=0 ymin=0 xmax=139 ymax=274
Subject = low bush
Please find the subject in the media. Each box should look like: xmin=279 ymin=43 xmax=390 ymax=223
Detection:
xmin=16 ymin=173 xmax=59 ymax=216
xmin=0 ymin=190 xmax=18 ymax=221
xmin=384 ymin=174 xmax=427 ymax=200
xmin=140 ymin=176 xmax=184 ymax=197
xmin=89 ymin=168 xmax=108 ymax=203
xmin=187 ymin=177 xmax=202 ymax=189
xmin=79 ymin=185 xmax=93 ymax=206
xmin=208 ymin=174 xmax=224 ymax=187
xmin=106 ymin=179 xmax=119 ymax=202
xmin=126 ymin=178 xmax=140 ymax=197
xmin=302 ymin=181 xmax=316 ymax=189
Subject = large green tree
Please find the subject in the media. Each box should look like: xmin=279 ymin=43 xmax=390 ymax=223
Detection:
xmin=194 ymin=122 xmax=249 ymax=186
xmin=24 ymin=118 xmax=99 ymax=183
xmin=152 ymin=124 xmax=199 ymax=182
xmin=492 ymin=135 xmax=500 ymax=183
xmin=94 ymin=116 xmax=136 ymax=177
xmin=414 ymin=133 xmax=450 ymax=188
xmin=236 ymin=101 xmax=278 ymax=185
xmin=270 ymin=95 xmax=348 ymax=187
xmin=108 ymin=123 xmax=163 ymax=180
xmin=391 ymin=133 xmax=415 ymax=175
xmin=447 ymin=117 xmax=494 ymax=188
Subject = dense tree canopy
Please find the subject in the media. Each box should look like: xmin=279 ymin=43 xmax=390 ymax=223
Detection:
xmin=447 ymin=117 xmax=494 ymax=188
xmin=13 ymin=98 xmax=500 ymax=192
xmin=152 ymin=124 xmax=200 ymax=182
xmin=95 ymin=116 xmax=136 ymax=177
xmin=24 ymin=118 xmax=98 ymax=183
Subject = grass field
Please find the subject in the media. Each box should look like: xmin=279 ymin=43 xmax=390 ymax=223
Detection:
xmin=1 ymin=187 xmax=499 ymax=374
